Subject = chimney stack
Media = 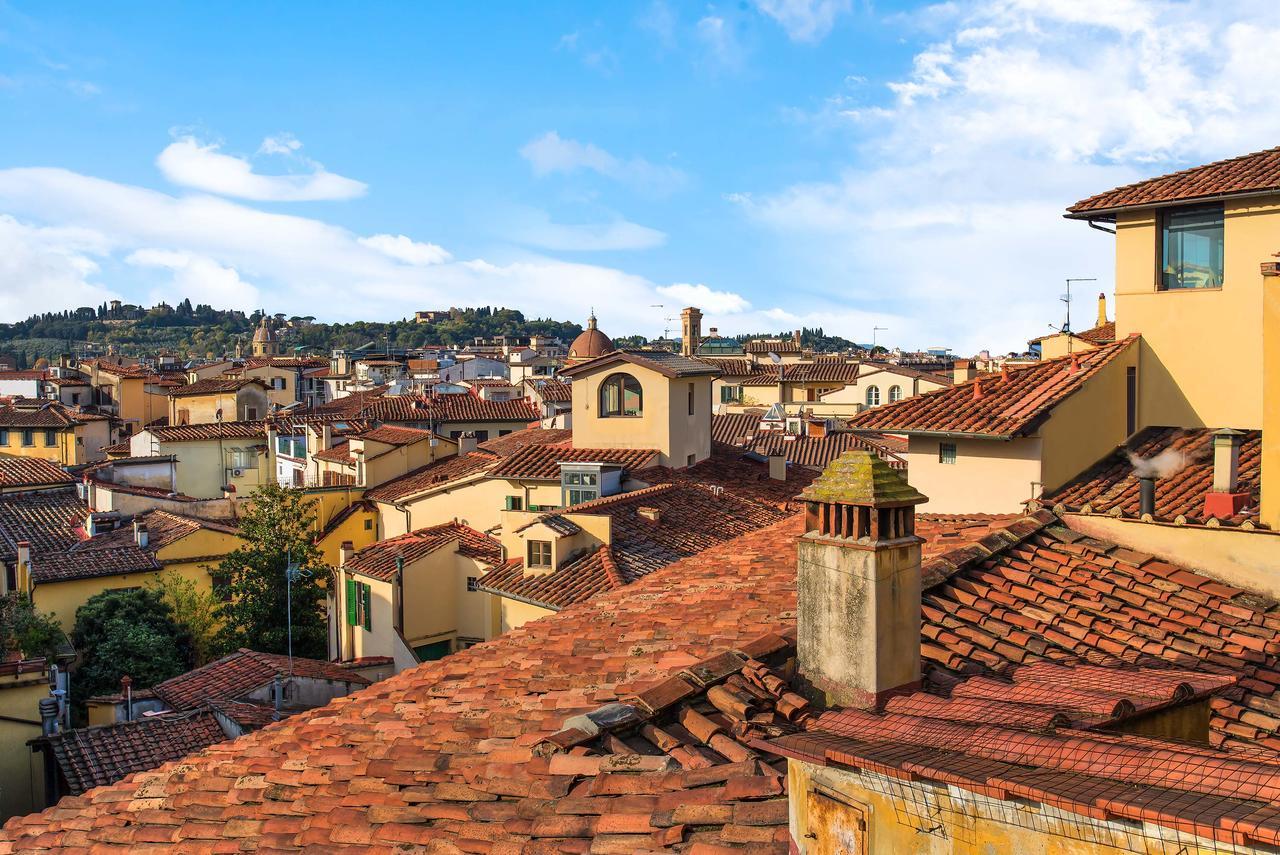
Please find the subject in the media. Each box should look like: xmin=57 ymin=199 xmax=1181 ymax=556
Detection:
xmin=458 ymin=432 xmax=478 ymax=455
xmin=14 ymin=542 xmax=30 ymax=593
xmin=797 ymin=451 xmax=927 ymax=709
xmin=321 ymin=423 xmax=333 ymax=451
xmin=133 ymin=521 xmax=149 ymax=549
xmin=952 ymin=359 xmax=977 ymax=384
xmin=39 ymin=697 xmax=59 ymax=737
xmin=637 ymin=506 xmax=662 ymax=524
xmin=339 ymin=540 xmax=354 ymax=567
xmin=1204 ymin=428 xmax=1251 ymax=519
xmin=1138 ymin=476 xmax=1156 ymax=518
xmin=1097 ymin=292 xmax=1108 ymax=328
xmin=121 ymin=675 xmax=133 ymax=722
xmin=768 ymin=455 xmax=787 ymax=481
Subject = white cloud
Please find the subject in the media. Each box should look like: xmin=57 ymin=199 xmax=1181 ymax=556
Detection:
xmin=519 ymin=131 xmax=686 ymax=196
xmin=259 ymin=133 xmax=303 ymax=156
xmin=357 ymin=233 xmax=452 ymax=266
xmin=696 ymin=15 xmax=743 ymax=70
xmin=657 ymin=283 xmax=751 ymax=314
xmin=509 ymin=210 xmax=667 ymax=252
xmin=755 ymin=0 xmax=851 ymax=42
xmin=0 ymin=214 xmax=116 ymax=321
xmin=734 ymin=0 xmax=1280 ymax=353
xmin=126 ymin=248 xmax=261 ymax=311
xmin=156 ymin=136 xmax=367 ymax=202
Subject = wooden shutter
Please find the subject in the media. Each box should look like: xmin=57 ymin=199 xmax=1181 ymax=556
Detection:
xmin=345 ymin=578 xmax=357 ymax=626
xmin=361 ymin=583 xmax=372 ymax=630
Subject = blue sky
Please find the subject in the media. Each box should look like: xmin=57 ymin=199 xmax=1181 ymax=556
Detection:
xmin=2 ymin=1 xmax=1278 ymax=353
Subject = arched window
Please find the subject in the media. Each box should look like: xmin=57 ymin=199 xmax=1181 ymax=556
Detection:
xmin=888 ymin=385 xmax=903 ymax=403
xmin=599 ymin=373 xmax=643 ymax=417
xmin=865 ymin=385 xmax=880 ymax=408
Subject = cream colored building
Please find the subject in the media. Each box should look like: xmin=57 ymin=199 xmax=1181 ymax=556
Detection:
xmin=168 ymin=378 xmax=270 ymax=425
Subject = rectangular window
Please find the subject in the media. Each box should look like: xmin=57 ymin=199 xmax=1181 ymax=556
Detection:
xmin=1126 ymin=367 xmax=1137 ymax=437
xmin=466 ymin=576 xmax=479 ymax=592
xmin=212 ymin=573 xmax=232 ymax=602
xmin=504 ymin=495 xmax=524 ymax=511
xmin=0 ymin=429 xmax=8 ymax=446
xmin=1160 ymin=205 xmax=1224 ymax=290
xmin=21 ymin=430 xmax=33 ymax=447
xmin=244 ymin=407 xmax=258 ymax=421
xmin=363 ymin=518 xmax=373 ymax=530
xmin=361 ymin=582 xmax=372 ymax=631
xmin=720 ymin=385 xmax=741 ymax=404
xmin=345 ymin=578 xmax=358 ymax=625
xmin=527 ymin=540 xmax=552 ymax=568
xmin=688 ymin=382 xmax=695 ymax=415
xmin=44 ymin=430 xmax=56 ymax=447
xmin=568 ymin=488 xmax=598 ymax=505
xmin=939 ymin=442 xmax=957 ymax=465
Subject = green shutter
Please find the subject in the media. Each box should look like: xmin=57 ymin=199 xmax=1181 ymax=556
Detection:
xmin=361 ymin=583 xmax=372 ymax=631
xmin=504 ymin=496 xmax=516 ymax=510
xmin=345 ymin=578 xmax=357 ymax=626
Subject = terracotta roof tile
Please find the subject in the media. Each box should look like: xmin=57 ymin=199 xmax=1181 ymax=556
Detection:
xmin=362 ymin=451 xmax=500 ymax=503
xmin=0 ymin=400 xmax=105 ymax=428
xmin=29 ymin=546 xmax=161 ymax=584
xmin=0 ymin=456 xmax=73 ymax=489
xmin=488 ymin=444 xmax=659 ymax=480
xmin=1068 ymin=146 xmax=1280 ymax=217
xmin=153 ymin=649 xmax=370 ymax=711
xmin=345 ymin=522 xmax=501 ymax=582
xmin=477 ymin=427 xmax=573 ymax=455
xmin=1044 ymin=427 xmax=1262 ymax=527
xmin=852 ymin=336 xmax=1138 ymax=437
xmin=0 ymin=487 xmax=85 ymax=562
xmin=310 ymin=392 xmax=541 ymax=424
xmin=144 ymin=420 xmax=268 ymax=442
xmin=168 ymin=378 xmax=267 ymax=398
xmin=559 ymin=349 xmax=722 ymax=379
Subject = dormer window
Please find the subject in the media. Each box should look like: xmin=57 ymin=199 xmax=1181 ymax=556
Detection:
xmin=527 ymin=540 xmax=552 ymax=569
xmin=1160 ymin=205 xmax=1223 ymax=290
xmin=599 ymin=373 xmax=642 ymax=417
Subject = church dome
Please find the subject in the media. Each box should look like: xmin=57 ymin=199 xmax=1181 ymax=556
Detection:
xmin=568 ymin=314 xmax=613 ymax=360
xmin=252 ymin=318 xmax=275 ymax=343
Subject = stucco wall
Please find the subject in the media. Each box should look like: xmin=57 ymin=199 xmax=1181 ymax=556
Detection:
xmin=571 ymin=364 xmax=712 ymax=467
xmin=907 ymin=435 xmax=1043 ymax=514
xmin=1114 ymin=198 xmax=1271 ymax=430
xmin=0 ymin=676 xmax=48 ymax=821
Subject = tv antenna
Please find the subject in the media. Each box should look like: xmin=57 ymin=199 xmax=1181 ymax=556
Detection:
xmin=1050 ymin=278 xmax=1097 ymax=354
xmin=872 ymin=326 xmax=888 ymax=352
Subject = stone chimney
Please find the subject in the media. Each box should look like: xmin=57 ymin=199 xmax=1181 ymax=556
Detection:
xmin=681 ymin=307 xmax=703 ymax=357
xmin=768 ymin=455 xmax=787 ymax=481
xmin=1204 ymin=428 xmax=1250 ymax=519
xmin=637 ymin=506 xmax=662 ymax=524
xmin=320 ymin=423 xmax=333 ymax=452
xmin=1096 ymin=292 xmax=1108 ymax=328
xmin=13 ymin=541 xmax=29 ymax=594
xmin=952 ymin=359 xmax=978 ymax=384
xmin=458 ymin=432 xmax=479 ymax=455
xmin=133 ymin=521 xmax=149 ymax=549
xmin=796 ymin=450 xmax=928 ymax=709
xmin=339 ymin=540 xmax=354 ymax=567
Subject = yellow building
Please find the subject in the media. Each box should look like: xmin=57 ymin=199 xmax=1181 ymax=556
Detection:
xmin=0 ymin=656 xmax=69 ymax=821
xmin=559 ymin=348 xmax=719 ymax=469
xmin=0 ymin=399 xmax=112 ymax=465
xmin=307 ymin=424 xmax=458 ymax=489
xmin=1065 ymin=145 xmax=1280 ymax=529
xmin=17 ymin=509 xmax=242 ymax=631
xmin=129 ymin=421 xmax=271 ymax=500
xmin=82 ymin=360 xmax=169 ymax=436
xmin=168 ymin=378 xmax=271 ymax=425
xmin=331 ymin=523 xmax=503 ymax=670
xmin=1029 ymin=292 xmax=1117 ymax=359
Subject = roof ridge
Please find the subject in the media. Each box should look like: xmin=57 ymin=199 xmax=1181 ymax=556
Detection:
xmin=919 ymin=509 xmax=1058 ymax=589
xmin=1069 ymin=145 xmax=1280 ymax=212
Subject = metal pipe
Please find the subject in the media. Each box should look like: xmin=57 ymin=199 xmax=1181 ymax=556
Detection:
xmin=1139 ymin=476 xmax=1156 ymax=517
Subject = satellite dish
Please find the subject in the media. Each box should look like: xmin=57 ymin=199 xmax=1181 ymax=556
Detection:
xmin=767 ymin=352 xmax=782 ymax=365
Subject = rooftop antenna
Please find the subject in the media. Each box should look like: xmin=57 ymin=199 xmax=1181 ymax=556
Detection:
xmin=1052 ymin=278 xmax=1098 ymax=354
xmin=872 ymin=326 xmax=888 ymax=353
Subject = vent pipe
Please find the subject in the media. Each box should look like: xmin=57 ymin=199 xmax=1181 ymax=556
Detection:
xmin=1139 ymin=476 xmax=1156 ymax=518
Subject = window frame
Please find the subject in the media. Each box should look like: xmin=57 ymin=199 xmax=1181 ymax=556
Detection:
xmin=20 ymin=429 xmax=34 ymax=447
xmin=865 ymin=385 xmax=880 ymax=408
xmin=598 ymin=373 xmax=643 ymax=418
xmin=44 ymin=429 xmax=57 ymax=447
xmin=0 ymin=429 xmax=8 ymax=447
xmin=888 ymin=385 xmax=903 ymax=403
xmin=527 ymin=539 xmax=552 ymax=569
xmin=1158 ymin=204 xmax=1225 ymax=291
xmin=938 ymin=442 xmax=958 ymax=465
xmin=688 ymin=382 xmax=695 ymax=416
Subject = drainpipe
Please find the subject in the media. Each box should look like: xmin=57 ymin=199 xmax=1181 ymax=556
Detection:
xmin=272 ymin=674 xmax=282 ymax=721
xmin=121 ymin=675 xmax=133 ymax=722
xmin=396 ymin=556 xmax=405 ymax=633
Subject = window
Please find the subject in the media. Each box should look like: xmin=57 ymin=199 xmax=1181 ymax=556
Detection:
xmin=272 ymin=377 xmax=285 ymax=390
xmin=687 ymin=453 xmax=697 ymax=467
xmin=865 ymin=385 xmax=880 ymax=408
xmin=1160 ymin=205 xmax=1224 ymax=290
xmin=346 ymin=578 xmax=373 ymax=630
xmin=244 ymin=407 xmax=259 ymax=421
xmin=466 ymin=576 xmax=479 ymax=592
xmin=0 ymin=429 xmax=7 ymax=446
xmin=212 ymin=573 xmax=232 ymax=602
xmin=1126 ymin=367 xmax=1137 ymax=437
xmin=688 ymin=382 xmax=695 ymax=416
xmin=720 ymin=385 xmax=741 ymax=404
xmin=939 ymin=442 xmax=957 ymax=465
xmin=888 ymin=385 xmax=903 ymax=403
xmin=44 ymin=430 xmax=56 ymax=447
xmin=599 ymin=373 xmax=643 ymax=417
xmin=363 ymin=518 xmax=373 ymax=531
xmin=21 ymin=430 xmax=33 ymax=447
xmin=70 ymin=393 xmax=80 ymax=405
xmin=527 ymin=540 xmax=552 ymax=568
xmin=505 ymin=495 xmax=524 ymax=511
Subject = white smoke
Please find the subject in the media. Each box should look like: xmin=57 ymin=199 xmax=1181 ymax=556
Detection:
xmin=1127 ymin=448 xmax=1188 ymax=480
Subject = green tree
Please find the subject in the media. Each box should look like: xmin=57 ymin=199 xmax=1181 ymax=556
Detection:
xmin=0 ymin=594 xmax=64 ymax=661
xmin=213 ymin=484 xmax=329 ymax=659
xmin=70 ymin=589 xmax=193 ymax=708
xmin=146 ymin=570 xmax=221 ymax=666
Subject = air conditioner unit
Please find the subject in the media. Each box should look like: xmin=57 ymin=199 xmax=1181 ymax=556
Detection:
xmin=231 ymin=468 xmax=244 ymax=478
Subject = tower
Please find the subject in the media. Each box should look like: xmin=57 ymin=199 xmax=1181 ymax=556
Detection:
xmin=796 ymin=450 xmax=928 ymax=709
xmin=251 ymin=317 xmax=281 ymax=358
xmin=680 ymin=306 xmax=703 ymax=357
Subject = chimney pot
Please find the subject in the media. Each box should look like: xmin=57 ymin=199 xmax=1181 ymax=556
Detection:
xmin=1205 ymin=428 xmax=1250 ymax=519
xmin=133 ymin=521 xmax=149 ymax=549
xmin=339 ymin=540 xmax=355 ymax=566
xmin=637 ymin=506 xmax=662 ymax=523
xmin=768 ymin=455 xmax=787 ymax=481
xmin=1138 ymin=476 xmax=1156 ymax=518
xmin=39 ymin=697 xmax=60 ymax=736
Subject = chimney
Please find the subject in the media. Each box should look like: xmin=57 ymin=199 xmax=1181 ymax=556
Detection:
xmin=680 ymin=307 xmax=703 ymax=357
xmin=797 ymin=451 xmax=927 ymax=709
xmin=1204 ymin=428 xmax=1251 ymax=519
xmin=320 ymin=423 xmax=333 ymax=451
xmin=39 ymin=697 xmax=59 ymax=737
xmin=458 ymin=432 xmax=478 ymax=455
xmin=768 ymin=455 xmax=787 ymax=481
xmin=637 ymin=506 xmax=662 ymax=524
xmin=952 ymin=359 xmax=977 ymax=384
xmin=1139 ymin=476 xmax=1156 ymax=518
xmin=793 ymin=329 xmax=802 ymax=345
xmin=121 ymin=675 xmax=133 ymax=722
xmin=339 ymin=540 xmax=354 ymax=567
xmin=133 ymin=521 xmax=149 ymax=549
xmin=1097 ymin=292 xmax=1108 ymax=328
xmin=1263 ymin=264 xmax=1280 ymax=530
xmin=84 ymin=513 xmax=97 ymax=537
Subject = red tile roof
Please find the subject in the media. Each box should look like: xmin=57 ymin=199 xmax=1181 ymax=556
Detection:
xmin=39 ymin=710 xmax=229 ymax=796
xmin=640 ymin=446 xmax=819 ymax=509
xmin=0 ymin=455 xmax=73 ymax=489
xmin=312 ymin=392 xmax=541 ymax=424
xmin=559 ymin=348 xmax=722 ymax=379
xmin=711 ymin=414 xmax=908 ymax=471
xmin=477 ymin=427 xmax=572 ymax=455
xmin=153 ymin=649 xmax=370 ymax=711
xmin=487 ymin=443 xmax=659 ymax=480
xmin=144 ymin=420 xmax=267 ymax=442
xmin=0 ymin=370 xmax=46 ymax=381
xmin=743 ymin=340 xmax=802 ymax=355
xmin=362 ymin=451 xmax=500 ymax=503
xmin=29 ymin=546 xmax=161 ymax=584
xmin=344 ymin=522 xmax=501 ymax=582
xmin=529 ymin=378 xmax=571 ymax=403
xmin=852 ymin=336 xmax=1138 ymax=437
xmin=0 ymin=488 xmax=85 ymax=563
xmin=1067 ymin=145 xmax=1280 ymax=218
xmin=75 ymin=510 xmax=238 ymax=553
xmin=357 ymin=424 xmax=437 ymax=446
xmin=1044 ymin=427 xmax=1263 ymax=527
xmin=167 ymin=378 xmax=267 ymax=398
xmin=0 ymin=399 xmax=106 ymax=428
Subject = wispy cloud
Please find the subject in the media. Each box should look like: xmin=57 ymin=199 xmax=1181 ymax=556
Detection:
xmin=754 ymin=0 xmax=851 ymax=42
xmin=519 ymin=131 xmax=686 ymax=196
xmin=126 ymin=248 xmax=261 ymax=311
xmin=156 ymin=134 xmax=367 ymax=202
xmin=509 ymin=209 xmax=667 ymax=252
xmin=657 ymin=282 xmax=751 ymax=314
xmin=696 ymin=15 xmax=744 ymax=71
xmin=357 ymin=233 xmax=452 ymax=266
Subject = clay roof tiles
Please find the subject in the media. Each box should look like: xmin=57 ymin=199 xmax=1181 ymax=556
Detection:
xmin=559 ymin=348 xmax=722 ymax=379
xmin=362 ymin=451 xmax=500 ymax=503
xmin=344 ymin=522 xmax=501 ymax=582
xmin=1044 ymin=426 xmax=1262 ymax=527
xmin=476 ymin=427 xmax=573 ymax=455
xmin=852 ymin=336 xmax=1138 ymax=437
xmin=1067 ymin=145 xmax=1280 ymax=218
xmin=0 ymin=487 xmax=86 ymax=562
xmin=0 ymin=456 xmax=73 ymax=489
xmin=487 ymin=443 xmax=659 ymax=480
xmin=153 ymin=649 xmax=370 ymax=711
xmin=167 ymin=378 xmax=267 ymax=398
xmin=28 ymin=546 xmax=161 ymax=584
xmin=311 ymin=393 xmax=541 ymax=424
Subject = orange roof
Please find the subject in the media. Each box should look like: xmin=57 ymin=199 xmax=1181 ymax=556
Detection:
xmin=852 ymin=336 xmax=1137 ymax=437
xmin=1068 ymin=145 xmax=1280 ymax=218
xmin=0 ymin=456 xmax=73 ymax=489
xmin=344 ymin=522 xmax=500 ymax=581
xmin=487 ymin=444 xmax=658 ymax=480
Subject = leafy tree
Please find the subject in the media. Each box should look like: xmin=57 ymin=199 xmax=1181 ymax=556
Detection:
xmin=0 ymin=594 xmax=64 ymax=661
xmin=70 ymin=589 xmax=193 ymax=708
xmin=213 ymin=484 xmax=329 ymax=659
xmin=146 ymin=571 xmax=221 ymax=666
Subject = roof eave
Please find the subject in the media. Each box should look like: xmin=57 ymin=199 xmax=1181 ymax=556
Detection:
xmin=1065 ymin=186 xmax=1280 ymax=221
